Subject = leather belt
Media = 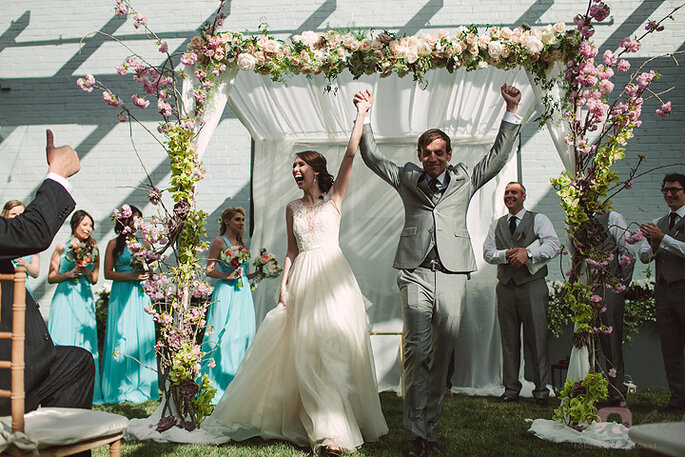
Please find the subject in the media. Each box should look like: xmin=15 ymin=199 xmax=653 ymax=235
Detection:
xmin=419 ymin=258 xmax=450 ymax=273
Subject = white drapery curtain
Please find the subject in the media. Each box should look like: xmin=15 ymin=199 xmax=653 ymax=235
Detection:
xmin=184 ymin=66 xmax=571 ymax=394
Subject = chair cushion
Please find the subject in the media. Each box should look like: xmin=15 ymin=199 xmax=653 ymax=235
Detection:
xmin=628 ymin=422 xmax=685 ymax=457
xmin=0 ymin=407 xmax=128 ymax=451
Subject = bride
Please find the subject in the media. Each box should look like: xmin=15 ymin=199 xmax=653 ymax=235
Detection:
xmin=201 ymin=90 xmax=387 ymax=455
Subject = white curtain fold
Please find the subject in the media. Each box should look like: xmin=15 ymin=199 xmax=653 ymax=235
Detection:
xmin=526 ymin=63 xmax=575 ymax=174
xmin=182 ymin=66 xmax=239 ymax=160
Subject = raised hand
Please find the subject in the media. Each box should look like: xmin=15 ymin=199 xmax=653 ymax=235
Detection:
xmin=46 ymin=129 xmax=80 ymax=178
xmin=353 ymin=90 xmax=374 ymax=117
xmin=500 ymin=84 xmax=521 ymax=113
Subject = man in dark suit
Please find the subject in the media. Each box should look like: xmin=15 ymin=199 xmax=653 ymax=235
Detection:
xmin=0 ymin=130 xmax=94 ymax=415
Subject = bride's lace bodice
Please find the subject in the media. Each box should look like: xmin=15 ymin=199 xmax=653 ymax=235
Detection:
xmin=290 ymin=195 xmax=341 ymax=251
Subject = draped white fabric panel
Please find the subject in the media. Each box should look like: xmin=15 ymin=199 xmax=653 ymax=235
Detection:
xmin=222 ymin=68 xmax=546 ymax=393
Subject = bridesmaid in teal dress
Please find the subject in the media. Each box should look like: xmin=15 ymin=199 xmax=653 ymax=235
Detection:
xmin=46 ymin=209 xmax=102 ymax=404
xmin=2 ymin=200 xmax=41 ymax=297
xmin=101 ymin=204 xmax=159 ymax=404
xmin=202 ymin=207 xmax=256 ymax=402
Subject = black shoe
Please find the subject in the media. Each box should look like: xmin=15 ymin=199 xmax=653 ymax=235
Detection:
xmin=534 ymin=397 xmax=549 ymax=407
xmin=499 ymin=394 xmax=519 ymax=403
xmin=427 ymin=441 xmax=441 ymax=455
xmin=407 ymin=437 xmax=430 ymax=457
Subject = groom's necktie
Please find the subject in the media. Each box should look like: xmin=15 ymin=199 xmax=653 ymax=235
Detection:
xmin=669 ymin=212 xmax=678 ymax=230
xmin=509 ymin=216 xmax=517 ymax=234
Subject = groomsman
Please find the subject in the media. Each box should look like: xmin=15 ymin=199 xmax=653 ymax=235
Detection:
xmin=483 ymin=182 xmax=559 ymax=406
xmin=593 ymin=210 xmax=634 ymax=406
xmin=0 ymin=130 xmax=94 ymax=415
xmin=357 ymin=85 xmax=522 ymax=457
xmin=639 ymin=172 xmax=685 ymax=413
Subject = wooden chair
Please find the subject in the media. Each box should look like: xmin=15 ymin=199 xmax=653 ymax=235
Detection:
xmin=0 ymin=268 xmax=128 ymax=456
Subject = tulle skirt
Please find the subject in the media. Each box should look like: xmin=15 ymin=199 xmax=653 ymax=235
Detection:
xmin=202 ymin=245 xmax=388 ymax=453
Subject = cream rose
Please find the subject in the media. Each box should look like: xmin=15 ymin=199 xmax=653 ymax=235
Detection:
xmin=488 ymin=40 xmax=505 ymax=59
xmin=237 ymin=52 xmax=257 ymax=71
xmin=523 ymin=36 xmax=544 ymax=54
xmin=438 ymin=29 xmax=449 ymax=40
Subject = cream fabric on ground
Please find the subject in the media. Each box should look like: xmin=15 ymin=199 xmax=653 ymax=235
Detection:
xmin=0 ymin=407 xmax=127 ymax=452
xmin=529 ymin=418 xmax=634 ymax=449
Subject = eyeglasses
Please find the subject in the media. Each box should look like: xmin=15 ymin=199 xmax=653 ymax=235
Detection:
xmin=661 ymin=187 xmax=684 ymax=195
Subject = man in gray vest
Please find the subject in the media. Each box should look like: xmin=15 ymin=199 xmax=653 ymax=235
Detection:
xmin=483 ymin=182 xmax=559 ymax=406
xmin=639 ymin=172 xmax=685 ymax=413
xmin=593 ymin=210 xmax=634 ymax=406
xmin=356 ymin=85 xmax=522 ymax=457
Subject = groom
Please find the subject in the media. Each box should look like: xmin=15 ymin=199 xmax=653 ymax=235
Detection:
xmin=356 ymin=85 xmax=522 ymax=457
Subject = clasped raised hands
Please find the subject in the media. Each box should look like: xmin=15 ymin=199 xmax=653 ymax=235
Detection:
xmin=353 ymin=90 xmax=374 ymax=116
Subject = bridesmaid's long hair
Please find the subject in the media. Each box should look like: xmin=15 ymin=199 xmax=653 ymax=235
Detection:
xmin=113 ymin=204 xmax=142 ymax=263
xmin=219 ymin=207 xmax=246 ymax=247
xmin=296 ymin=150 xmax=334 ymax=193
xmin=70 ymin=210 xmax=97 ymax=249
xmin=1 ymin=200 xmax=24 ymax=217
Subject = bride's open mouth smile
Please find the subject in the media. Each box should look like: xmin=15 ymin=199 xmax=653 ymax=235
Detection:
xmin=294 ymin=174 xmax=305 ymax=185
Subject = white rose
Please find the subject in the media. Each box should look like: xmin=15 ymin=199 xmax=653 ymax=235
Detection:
xmin=488 ymin=40 xmax=505 ymax=59
xmin=301 ymin=31 xmax=320 ymax=47
xmin=406 ymin=49 xmax=419 ymax=64
xmin=418 ymin=40 xmax=432 ymax=57
xmin=237 ymin=52 xmax=257 ymax=71
xmin=554 ymin=22 xmax=565 ymax=33
xmin=523 ymin=36 xmax=544 ymax=55
xmin=541 ymin=25 xmax=557 ymax=45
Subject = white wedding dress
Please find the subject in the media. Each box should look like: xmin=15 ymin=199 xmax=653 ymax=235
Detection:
xmin=200 ymin=195 xmax=388 ymax=453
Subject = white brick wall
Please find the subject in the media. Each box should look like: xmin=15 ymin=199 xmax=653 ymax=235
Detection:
xmin=1 ymin=0 xmax=683 ymax=310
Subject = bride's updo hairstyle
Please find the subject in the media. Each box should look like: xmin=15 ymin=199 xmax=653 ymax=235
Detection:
xmin=296 ymin=150 xmax=334 ymax=193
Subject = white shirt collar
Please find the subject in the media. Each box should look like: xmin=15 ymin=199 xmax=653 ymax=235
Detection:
xmin=672 ymin=205 xmax=685 ymax=218
xmin=508 ymin=208 xmax=527 ymax=221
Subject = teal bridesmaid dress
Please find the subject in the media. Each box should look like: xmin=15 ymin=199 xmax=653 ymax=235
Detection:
xmin=201 ymin=236 xmax=256 ymax=403
xmin=101 ymin=245 xmax=159 ymax=404
xmin=47 ymin=241 xmax=102 ymax=404
xmin=12 ymin=255 xmax=34 ymax=297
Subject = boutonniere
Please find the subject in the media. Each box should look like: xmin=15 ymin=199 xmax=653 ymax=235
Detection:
xmin=516 ymin=232 xmax=525 ymax=241
xmin=447 ymin=164 xmax=465 ymax=181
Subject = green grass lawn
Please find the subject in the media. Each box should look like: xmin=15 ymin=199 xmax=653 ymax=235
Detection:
xmin=94 ymin=390 xmax=682 ymax=457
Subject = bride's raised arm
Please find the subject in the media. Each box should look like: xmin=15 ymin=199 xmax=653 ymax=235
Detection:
xmin=329 ymin=90 xmax=374 ymax=206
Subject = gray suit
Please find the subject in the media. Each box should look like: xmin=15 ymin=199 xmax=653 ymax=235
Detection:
xmin=490 ymin=211 xmax=558 ymax=400
xmin=360 ymin=120 xmax=521 ymax=442
xmin=640 ymin=211 xmax=685 ymax=408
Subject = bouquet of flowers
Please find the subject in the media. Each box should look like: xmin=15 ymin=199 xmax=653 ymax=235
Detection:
xmin=65 ymin=241 xmax=95 ymax=283
xmin=250 ymin=248 xmax=282 ymax=291
xmin=219 ymin=245 xmax=251 ymax=288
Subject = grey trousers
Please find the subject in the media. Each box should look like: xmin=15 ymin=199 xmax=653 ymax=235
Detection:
xmin=496 ymin=277 xmax=550 ymax=399
xmin=597 ymin=288 xmax=627 ymax=402
xmin=655 ymin=281 xmax=685 ymax=407
xmin=398 ymin=267 xmax=465 ymax=442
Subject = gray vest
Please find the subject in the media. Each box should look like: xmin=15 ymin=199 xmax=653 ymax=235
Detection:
xmin=595 ymin=212 xmax=634 ymax=286
xmin=655 ymin=213 xmax=685 ymax=284
xmin=495 ymin=211 xmax=548 ymax=286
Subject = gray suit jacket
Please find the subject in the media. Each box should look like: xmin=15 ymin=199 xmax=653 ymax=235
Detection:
xmin=360 ymin=121 xmax=521 ymax=272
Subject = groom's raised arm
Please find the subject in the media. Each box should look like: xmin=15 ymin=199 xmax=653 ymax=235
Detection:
xmin=471 ymin=84 xmax=522 ymax=191
xmin=359 ymin=124 xmax=402 ymax=189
